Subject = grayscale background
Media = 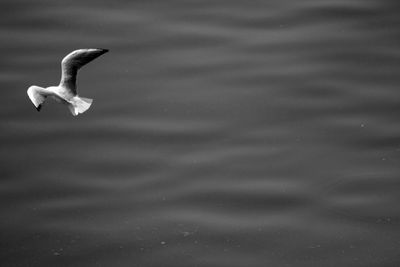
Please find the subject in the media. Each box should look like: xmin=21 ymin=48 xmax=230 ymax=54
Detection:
xmin=1 ymin=0 xmax=400 ymax=266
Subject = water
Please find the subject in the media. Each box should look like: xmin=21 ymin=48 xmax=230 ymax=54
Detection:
xmin=1 ymin=1 xmax=400 ymax=266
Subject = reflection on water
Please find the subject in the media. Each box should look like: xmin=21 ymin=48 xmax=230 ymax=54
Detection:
xmin=1 ymin=0 xmax=400 ymax=266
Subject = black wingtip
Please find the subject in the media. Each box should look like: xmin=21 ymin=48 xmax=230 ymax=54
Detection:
xmin=36 ymin=104 xmax=42 ymax=112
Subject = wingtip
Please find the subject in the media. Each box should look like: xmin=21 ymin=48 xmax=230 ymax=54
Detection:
xmin=36 ymin=104 xmax=42 ymax=112
xmin=97 ymin=48 xmax=109 ymax=53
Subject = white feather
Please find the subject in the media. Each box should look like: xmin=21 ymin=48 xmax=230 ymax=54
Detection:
xmin=68 ymin=96 xmax=93 ymax=116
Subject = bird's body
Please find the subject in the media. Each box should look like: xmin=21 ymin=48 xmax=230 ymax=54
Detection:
xmin=27 ymin=48 xmax=108 ymax=116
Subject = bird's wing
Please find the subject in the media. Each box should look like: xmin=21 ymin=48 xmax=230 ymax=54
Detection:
xmin=59 ymin=48 xmax=108 ymax=94
xmin=27 ymin=85 xmax=48 ymax=111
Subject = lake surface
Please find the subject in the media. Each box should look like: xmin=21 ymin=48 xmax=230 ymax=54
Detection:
xmin=1 ymin=0 xmax=400 ymax=266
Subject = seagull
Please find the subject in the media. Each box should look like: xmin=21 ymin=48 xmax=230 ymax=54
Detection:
xmin=27 ymin=48 xmax=108 ymax=116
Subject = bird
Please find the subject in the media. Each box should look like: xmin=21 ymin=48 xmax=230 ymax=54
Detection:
xmin=27 ymin=48 xmax=108 ymax=116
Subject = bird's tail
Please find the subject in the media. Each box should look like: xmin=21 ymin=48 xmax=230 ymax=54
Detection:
xmin=68 ymin=96 xmax=93 ymax=116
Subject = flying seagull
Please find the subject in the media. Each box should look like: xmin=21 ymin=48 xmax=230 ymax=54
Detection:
xmin=27 ymin=48 xmax=108 ymax=116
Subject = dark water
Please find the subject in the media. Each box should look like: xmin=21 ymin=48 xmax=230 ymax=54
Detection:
xmin=1 ymin=1 xmax=400 ymax=266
